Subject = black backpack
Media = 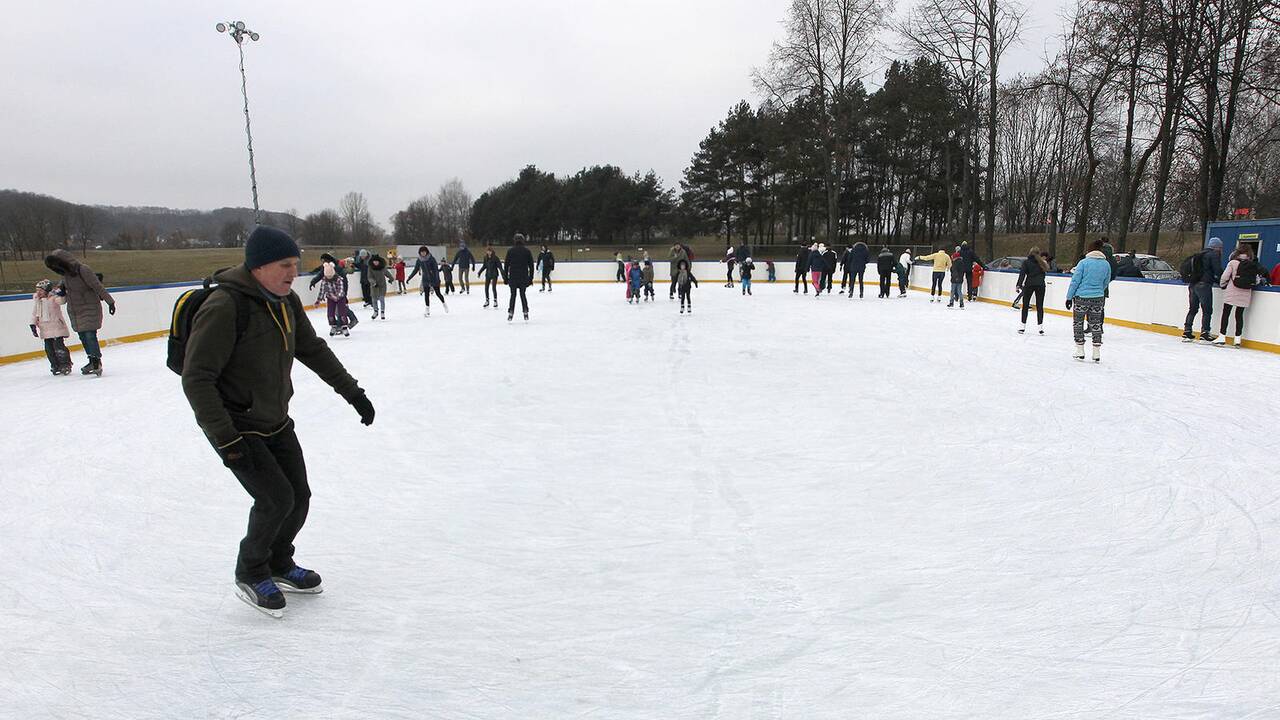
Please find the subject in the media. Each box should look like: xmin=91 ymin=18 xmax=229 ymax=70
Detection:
xmin=1178 ymin=252 xmax=1204 ymax=284
xmin=166 ymin=274 xmax=249 ymax=376
xmin=1233 ymin=259 xmax=1261 ymax=289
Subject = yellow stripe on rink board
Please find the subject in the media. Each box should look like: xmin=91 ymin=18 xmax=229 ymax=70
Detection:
xmin=3 ymin=290 xmax=1277 ymax=365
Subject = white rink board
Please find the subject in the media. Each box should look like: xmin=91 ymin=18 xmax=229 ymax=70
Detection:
xmin=2 ymin=283 xmax=1279 ymax=719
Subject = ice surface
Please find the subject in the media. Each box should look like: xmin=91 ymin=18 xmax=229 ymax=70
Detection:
xmin=2 ymin=282 xmax=1279 ymax=719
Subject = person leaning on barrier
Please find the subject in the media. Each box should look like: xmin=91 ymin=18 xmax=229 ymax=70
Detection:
xmin=181 ymin=225 xmax=375 ymax=617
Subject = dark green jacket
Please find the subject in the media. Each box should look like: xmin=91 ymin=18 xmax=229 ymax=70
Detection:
xmin=181 ymin=265 xmax=360 ymax=448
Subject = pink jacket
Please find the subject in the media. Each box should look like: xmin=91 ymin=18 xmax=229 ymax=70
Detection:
xmin=1219 ymin=259 xmax=1254 ymax=308
xmin=31 ymin=293 xmax=71 ymax=339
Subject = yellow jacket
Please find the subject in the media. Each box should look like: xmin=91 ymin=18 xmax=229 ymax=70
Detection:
xmin=917 ymin=251 xmax=952 ymax=272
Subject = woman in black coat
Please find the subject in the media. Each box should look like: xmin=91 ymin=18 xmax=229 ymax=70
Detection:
xmin=503 ymin=234 xmax=536 ymax=322
xmin=478 ymin=247 xmax=505 ymax=308
xmin=1015 ymin=247 xmax=1049 ymax=335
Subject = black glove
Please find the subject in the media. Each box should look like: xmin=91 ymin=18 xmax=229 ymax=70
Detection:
xmin=348 ymin=391 xmax=375 ymax=426
xmin=1065 ymin=299 xmax=1073 ymax=310
xmin=217 ymin=438 xmax=254 ymax=473
xmin=108 ymin=303 xmax=116 ymax=315
xmin=30 ymin=324 xmax=38 ymax=338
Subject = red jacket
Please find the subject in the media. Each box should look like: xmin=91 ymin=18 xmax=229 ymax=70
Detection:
xmin=972 ymin=264 xmax=984 ymax=288
xmin=1270 ymin=263 xmax=1280 ymax=287
xmin=394 ymin=260 xmax=406 ymax=282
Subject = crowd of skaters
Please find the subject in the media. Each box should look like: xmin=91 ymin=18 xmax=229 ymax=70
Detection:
xmin=21 ymin=228 xmax=1280 ymax=379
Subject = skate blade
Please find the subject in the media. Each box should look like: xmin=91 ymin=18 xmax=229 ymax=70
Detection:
xmin=235 ymin=587 xmax=285 ymax=618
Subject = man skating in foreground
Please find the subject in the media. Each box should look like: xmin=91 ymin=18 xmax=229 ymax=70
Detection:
xmin=181 ymin=226 xmax=376 ymax=617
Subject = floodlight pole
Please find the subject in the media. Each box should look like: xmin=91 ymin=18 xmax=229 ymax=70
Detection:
xmin=216 ymin=21 xmax=262 ymax=224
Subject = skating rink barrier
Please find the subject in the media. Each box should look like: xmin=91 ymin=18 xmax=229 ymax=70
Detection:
xmin=2 ymin=259 xmax=1278 ymax=363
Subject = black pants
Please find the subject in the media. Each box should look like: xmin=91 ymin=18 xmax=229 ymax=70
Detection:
xmin=1220 ymin=304 xmax=1246 ymax=336
xmin=616 ymin=263 xmax=625 ymax=282
xmin=43 ymin=337 xmax=70 ymax=371
xmin=670 ymin=275 xmax=678 ymax=298
xmin=679 ymin=287 xmax=693 ymax=309
xmin=443 ymin=275 xmax=454 ymax=293
xmin=726 ymin=265 xmax=735 ymax=285
xmin=822 ymin=270 xmax=833 ymax=292
xmin=484 ymin=277 xmax=499 ymax=303
xmin=1020 ymin=285 xmax=1046 ymax=324
xmin=508 ymin=285 xmax=528 ymax=315
xmin=541 ymin=271 xmax=552 ymax=290
xmin=840 ymin=268 xmax=850 ymax=289
xmin=360 ymin=279 xmax=371 ymax=305
xmin=228 ymin=426 xmax=310 ymax=583
xmin=849 ymin=268 xmax=865 ymax=296
xmin=795 ymin=271 xmax=808 ymax=293
xmin=897 ymin=272 xmax=908 ymax=295
xmin=931 ymin=272 xmax=945 ymax=296
xmin=878 ymin=275 xmax=891 ymax=298
xmin=459 ymin=268 xmax=470 ymax=293
xmin=965 ymin=268 xmax=976 ymax=299
xmin=423 ymin=284 xmax=446 ymax=307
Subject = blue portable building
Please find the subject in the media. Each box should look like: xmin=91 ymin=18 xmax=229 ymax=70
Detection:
xmin=1205 ymin=218 xmax=1280 ymax=272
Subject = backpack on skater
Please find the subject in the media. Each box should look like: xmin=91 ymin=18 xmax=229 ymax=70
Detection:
xmin=166 ymin=270 xmax=249 ymax=375
xmin=1178 ymin=252 xmax=1204 ymax=284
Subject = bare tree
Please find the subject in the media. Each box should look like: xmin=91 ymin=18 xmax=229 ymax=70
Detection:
xmin=754 ymin=0 xmax=890 ymax=243
xmin=338 ymin=191 xmax=372 ymax=246
xmin=434 ymin=179 xmax=472 ymax=244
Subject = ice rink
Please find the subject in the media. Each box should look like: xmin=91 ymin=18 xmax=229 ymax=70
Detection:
xmin=3 ymin=280 xmax=1279 ymax=719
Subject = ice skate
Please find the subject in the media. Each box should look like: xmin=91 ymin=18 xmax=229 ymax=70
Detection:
xmin=272 ymin=566 xmax=323 ymax=594
xmin=508 ymin=312 xmax=513 ymax=322
xmin=341 ymin=326 xmax=350 ymax=337
xmin=1198 ymin=333 xmax=1218 ymax=344
xmin=1073 ymin=343 xmax=1085 ymax=361
xmin=442 ymin=300 xmax=449 ymax=314
xmin=1038 ymin=326 xmax=1044 ymax=336
xmin=329 ymin=326 xmax=338 ymax=336
xmin=1093 ymin=345 xmax=1102 ymax=363
xmin=1211 ymin=335 xmax=1226 ymax=346
xmin=1018 ymin=324 xmax=1026 ymax=335
xmin=380 ymin=313 xmax=385 ymax=320
xmin=235 ymin=579 xmax=285 ymax=619
xmin=523 ymin=312 xmax=529 ymax=322
xmin=483 ymin=300 xmax=490 ymax=308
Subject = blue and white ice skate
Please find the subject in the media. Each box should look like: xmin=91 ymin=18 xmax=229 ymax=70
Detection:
xmin=235 ymin=578 xmax=286 ymax=619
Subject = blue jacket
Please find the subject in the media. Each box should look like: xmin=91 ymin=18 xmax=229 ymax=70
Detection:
xmin=1196 ymin=249 xmax=1224 ymax=285
xmin=628 ymin=266 xmax=643 ymax=287
xmin=453 ymin=246 xmax=475 ymax=270
xmin=809 ymin=252 xmax=827 ymax=273
xmin=1067 ymin=251 xmax=1112 ymax=300
xmin=848 ymin=243 xmax=869 ymax=269
xmin=406 ymin=256 xmax=440 ymax=288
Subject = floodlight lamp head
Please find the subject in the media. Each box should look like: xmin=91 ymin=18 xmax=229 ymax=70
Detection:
xmin=250 ymin=32 xmax=260 ymax=41
xmin=235 ymin=21 xmax=245 ymax=31
xmin=216 ymin=22 xmax=227 ymax=32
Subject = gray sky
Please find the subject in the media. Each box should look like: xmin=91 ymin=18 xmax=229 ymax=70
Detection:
xmin=1 ymin=0 xmax=1068 ymax=225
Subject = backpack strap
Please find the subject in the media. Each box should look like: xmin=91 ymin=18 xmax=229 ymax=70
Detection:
xmin=219 ymin=286 xmax=251 ymax=342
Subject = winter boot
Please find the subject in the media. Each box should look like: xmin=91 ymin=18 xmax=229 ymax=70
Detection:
xmin=1073 ymin=343 xmax=1085 ymax=361
xmin=272 ymin=566 xmax=323 ymax=594
xmin=235 ymin=578 xmax=286 ymax=618
xmin=1092 ymin=344 xmax=1102 ymax=363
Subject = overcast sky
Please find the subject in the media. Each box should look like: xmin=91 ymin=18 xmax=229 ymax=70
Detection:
xmin=1 ymin=1 xmax=1068 ymax=225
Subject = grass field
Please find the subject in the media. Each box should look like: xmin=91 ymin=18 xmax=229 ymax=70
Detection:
xmin=0 ymin=231 xmax=1207 ymax=294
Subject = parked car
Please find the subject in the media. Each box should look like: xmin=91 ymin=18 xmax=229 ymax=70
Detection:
xmin=987 ymin=256 xmax=1024 ymax=271
xmin=1119 ymin=253 xmax=1180 ymax=280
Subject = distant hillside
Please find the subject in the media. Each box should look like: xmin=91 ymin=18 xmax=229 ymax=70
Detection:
xmin=0 ymin=189 xmax=301 ymax=252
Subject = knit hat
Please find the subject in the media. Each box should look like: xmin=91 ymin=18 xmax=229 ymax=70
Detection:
xmin=1207 ymin=237 xmax=1223 ymax=249
xmin=244 ymin=225 xmax=300 ymax=270
xmin=35 ymin=279 xmax=53 ymax=292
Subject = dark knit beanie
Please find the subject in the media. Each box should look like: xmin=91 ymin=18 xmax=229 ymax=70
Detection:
xmin=244 ymin=225 xmax=300 ymax=270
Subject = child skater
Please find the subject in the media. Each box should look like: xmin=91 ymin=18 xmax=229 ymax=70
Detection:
xmin=627 ymin=261 xmax=644 ymax=304
xmin=440 ymin=260 xmax=455 ymax=294
xmin=740 ymin=257 xmax=755 ymax=296
xmin=642 ymin=260 xmax=656 ymax=301
xmin=675 ymin=259 xmax=698 ymax=314
xmin=30 ymin=279 xmax=72 ymax=375
xmin=317 ymin=262 xmax=351 ymax=336
xmin=394 ymin=256 xmax=407 ymax=294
